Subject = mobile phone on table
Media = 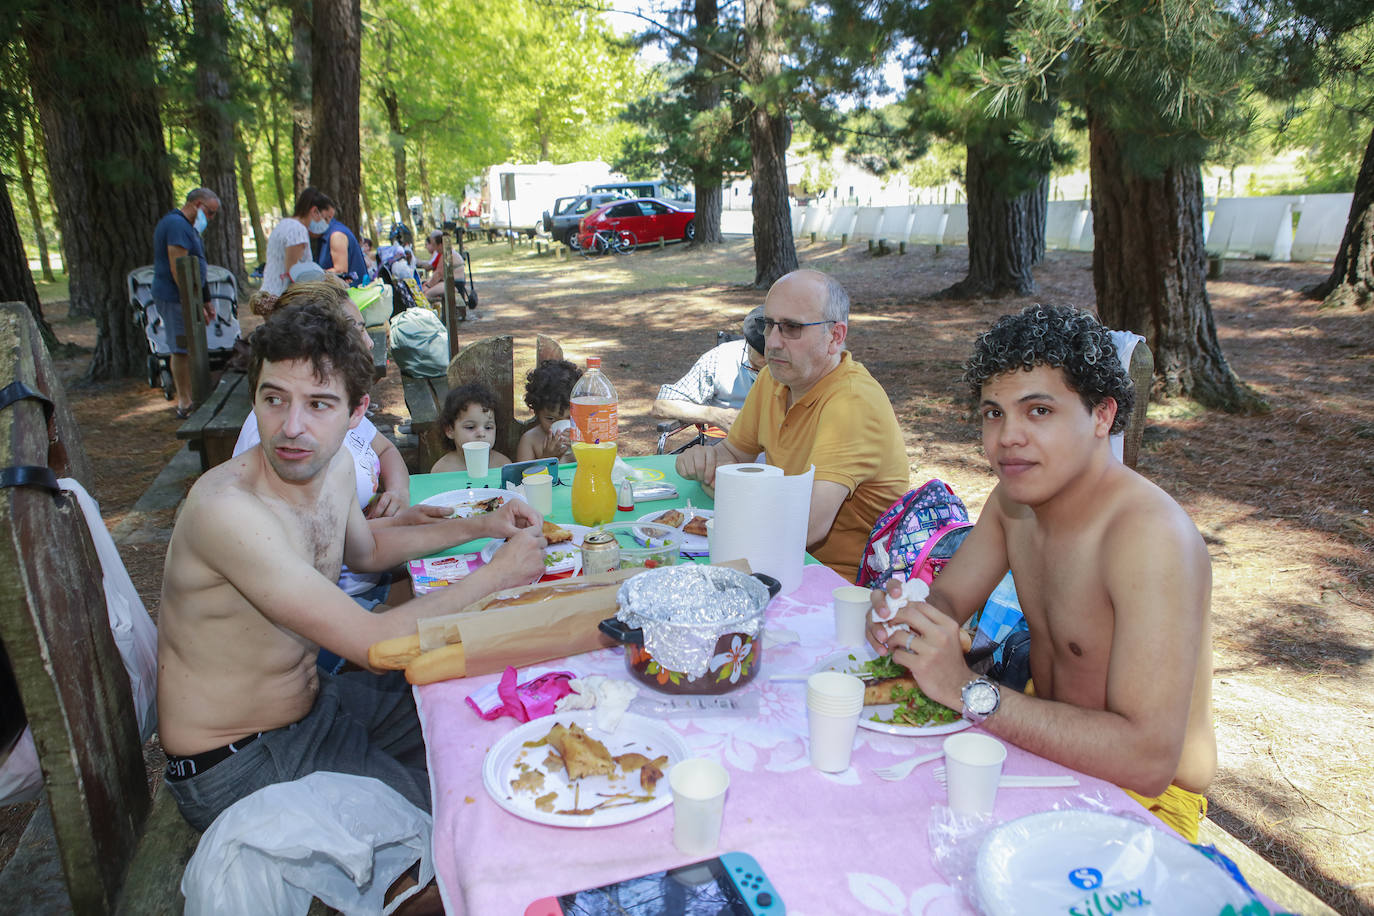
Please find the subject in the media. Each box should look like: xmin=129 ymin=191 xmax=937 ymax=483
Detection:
xmin=501 ymin=457 xmax=561 ymax=490
xmin=524 ymin=851 xmax=783 ymax=916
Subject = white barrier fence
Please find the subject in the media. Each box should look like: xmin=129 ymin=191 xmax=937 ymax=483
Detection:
xmin=768 ymin=194 xmax=1354 ymax=262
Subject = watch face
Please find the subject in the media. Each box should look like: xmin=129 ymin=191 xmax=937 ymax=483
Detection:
xmin=966 ymin=681 xmax=998 ymax=714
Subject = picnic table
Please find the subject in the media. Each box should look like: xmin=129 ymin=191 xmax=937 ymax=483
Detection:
xmin=406 ymin=455 xmax=1245 ymax=914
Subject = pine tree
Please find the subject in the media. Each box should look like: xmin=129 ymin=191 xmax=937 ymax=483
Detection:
xmin=310 ymin=0 xmax=362 ymax=229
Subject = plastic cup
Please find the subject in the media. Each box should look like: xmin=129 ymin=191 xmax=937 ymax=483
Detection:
xmin=669 ymin=758 xmax=730 ymax=855
xmin=549 ymin=419 xmax=572 ymax=437
xmin=462 ymin=441 xmax=490 ymax=478
xmin=705 ymin=519 xmax=716 ymax=559
xmin=522 ymin=470 xmax=553 ymax=516
xmin=942 ymin=732 xmax=1007 ymax=814
xmin=806 ymin=672 xmax=865 ymax=772
xmin=832 ymin=585 xmax=872 ymax=647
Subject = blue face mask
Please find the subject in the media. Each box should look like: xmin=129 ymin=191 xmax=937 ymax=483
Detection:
xmin=193 ymin=207 xmax=208 ymax=234
xmin=309 ymin=217 xmax=330 ymax=235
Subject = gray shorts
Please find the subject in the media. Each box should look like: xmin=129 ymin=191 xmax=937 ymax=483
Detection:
xmin=154 ymin=298 xmax=188 ymax=354
xmin=165 ymin=670 xmax=430 ymax=831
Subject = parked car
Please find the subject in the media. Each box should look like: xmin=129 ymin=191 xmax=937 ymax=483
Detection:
xmin=576 ymin=198 xmax=696 ymax=249
xmin=542 ymin=192 xmax=626 ymax=246
xmin=589 ymin=180 xmax=692 ymax=205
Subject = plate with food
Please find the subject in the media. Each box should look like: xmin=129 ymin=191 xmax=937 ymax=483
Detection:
xmin=480 ymin=521 xmax=590 ymax=580
xmin=853 ymin=653 xmax=970 ymax=737
xmin=419 ymin=488 xmax=521 ymax=519
xmin=482 ymin=711 xmax=690 ymax=828
xmin=636 ymin=507 xmax=712 ymax=556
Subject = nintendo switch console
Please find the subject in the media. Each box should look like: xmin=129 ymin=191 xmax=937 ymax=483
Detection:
xmin=525 ymin=851 xmax=784 ymax=916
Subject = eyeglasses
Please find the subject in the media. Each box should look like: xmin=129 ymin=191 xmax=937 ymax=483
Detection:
xmin=750 ymin=317 xmax=836 ymax=340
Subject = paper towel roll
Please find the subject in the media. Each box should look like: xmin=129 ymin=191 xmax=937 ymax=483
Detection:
xmin=711 ymin=463 xmax=814 ymax=594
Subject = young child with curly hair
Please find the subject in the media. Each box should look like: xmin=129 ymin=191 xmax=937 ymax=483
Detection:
xmin=431 ymin=382 xmax=513 ymax=474
xmin=516 ymin=359 xmax=583 ymax=462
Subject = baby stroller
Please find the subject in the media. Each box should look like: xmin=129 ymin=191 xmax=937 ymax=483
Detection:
xmin=127 ymin=264 xmax=241 ymax=400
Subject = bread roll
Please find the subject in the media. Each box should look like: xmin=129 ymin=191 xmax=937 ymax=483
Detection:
xmin=368 ymin=633 xmax=423 ymax=670
xmin=404 ymin=643 xmax=467 ymax=685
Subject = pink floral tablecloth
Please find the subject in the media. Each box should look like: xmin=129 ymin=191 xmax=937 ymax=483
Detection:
xmin=415 ymin=565 xmax=1170 ymax=915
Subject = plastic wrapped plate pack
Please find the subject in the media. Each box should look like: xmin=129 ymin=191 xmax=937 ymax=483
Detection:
xmin=615 ymin=565 xmax=770 ymax=678
xmin=975 ymin=810 xmax=1255 ymax=915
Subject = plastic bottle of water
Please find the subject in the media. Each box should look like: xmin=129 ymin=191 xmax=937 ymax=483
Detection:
xmin=569 ymin=357 xmax=618 ymax=443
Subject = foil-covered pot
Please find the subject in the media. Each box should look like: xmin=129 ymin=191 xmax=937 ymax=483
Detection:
xmin=601 ymin=566 xmax=776 ymax=694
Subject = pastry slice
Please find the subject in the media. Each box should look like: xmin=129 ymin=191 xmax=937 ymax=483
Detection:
xmin=541 ymin=519 xmax=573 ymax=544
xmin=683 ymin=515 xmax=709 ymax=537
xmin=549 ymin=722 xmax=615 ymax=781
xmin=657 ymin=509 xmax=685 ymax=529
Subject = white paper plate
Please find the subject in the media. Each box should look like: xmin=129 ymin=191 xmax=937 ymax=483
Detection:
xmin=419 ymin=488 xmax=522 ymax=518
xmin=636 ymin=507 xmax=712 ymax=557
xmin=975 ymin=810 xmax=1254 ymax=915
xmin=480 ymin=524 xmax=590 ymax=579
xmin=482 ymin=711 xmax=689 ymax=828
xmin=858 ymin=705 xmax=970 ymax=737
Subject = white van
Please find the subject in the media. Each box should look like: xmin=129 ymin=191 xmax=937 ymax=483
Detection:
xmin=588 ymin=180 xmax=693 ymax=205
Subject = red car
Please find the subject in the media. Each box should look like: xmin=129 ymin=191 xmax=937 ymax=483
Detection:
xmin=576 ymin=198 xmax=696 ymax=250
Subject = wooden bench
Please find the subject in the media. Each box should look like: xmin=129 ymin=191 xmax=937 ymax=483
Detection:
xmin=401 ymin=334 xmax=563 ymax=473
xmin=0 ymin=302 xmax=199 ymax=914
xmin=175 ymin=369 xmax=251 ymax=472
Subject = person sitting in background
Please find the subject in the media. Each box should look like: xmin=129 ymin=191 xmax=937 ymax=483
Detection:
xmin=432 ymin=382 xmax=513 ymax=474
xmin=516 ymin=359 xmax=583 ymax=462
xmin=421 ymin=231 xmax=447 ymax=304
xmin=867 ymin=304 xmax=1216 ymax=841
xmin=260 ymin=188 xmax=330 ymax=308
xmin=316 ymin=202 xmax=370 ymax=286
xmin=652 ymin=305 xmax=767 ymax=433
xmin=361 ymin=237 xmax=378 ymax=276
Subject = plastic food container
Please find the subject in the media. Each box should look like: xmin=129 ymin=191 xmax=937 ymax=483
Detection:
xmin=592 ymin=520 xmax=683 ymax=569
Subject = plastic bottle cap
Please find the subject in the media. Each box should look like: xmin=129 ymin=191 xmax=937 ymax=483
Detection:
xmin=586 ymin=357 xmax=601 ymax=369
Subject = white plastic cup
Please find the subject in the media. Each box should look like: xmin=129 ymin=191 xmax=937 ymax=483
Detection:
xmin=522 ymin=470 xmax=553 ymax=516
xmin=705 ymin=519 xmax=716 ymax=559
xmin=669 ymin=758 xmax=730 ymax=855
xmin=832 ymin=585 xmax=872 ymax=647
xmin=549 ymin=419 xmax=572 ymax=437
xmin=805 ymin=672 xmax=865 ymax=772
xmin=462 ymin=441 xmax=491 ymax=478
xmin=942 ymin=732 xmax=1007 ymax=814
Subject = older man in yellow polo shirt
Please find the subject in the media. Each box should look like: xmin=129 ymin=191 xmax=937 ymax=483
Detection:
xmin=676 ymin=269 xmax=908 ymax=581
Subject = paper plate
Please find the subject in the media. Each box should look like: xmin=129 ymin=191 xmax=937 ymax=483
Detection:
xmin=419 ymin=488 xmax=522 ymax=518
xmin=635 ymin=507 xmax=712 ymax=557
xmin=480 ymin=524 xmax=590 ymax=580
xmin=858 ymin=705 xmax=970 ymax=737
xmin=482 ymin=712 xmax=689 ymax=829
xmin=975 ymin=810 xmax=1254 ymax=915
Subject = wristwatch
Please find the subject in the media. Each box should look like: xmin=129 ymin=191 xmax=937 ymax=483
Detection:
xmin=961 ymin=677 xmax=1001 ymax=725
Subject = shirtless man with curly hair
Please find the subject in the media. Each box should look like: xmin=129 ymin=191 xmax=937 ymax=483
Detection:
xmin=868 ymin=304 xmax=1216 ymax=840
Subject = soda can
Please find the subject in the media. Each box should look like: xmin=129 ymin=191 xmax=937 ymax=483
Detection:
xmin=581 ymin=530 xmax=620 ymax=576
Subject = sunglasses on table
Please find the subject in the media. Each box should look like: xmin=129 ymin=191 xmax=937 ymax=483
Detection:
xmin=748 ymin=317 xmax=837 ymax=339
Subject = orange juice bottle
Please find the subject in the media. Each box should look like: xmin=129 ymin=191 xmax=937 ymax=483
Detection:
xmin=571 ymin=441 xmax=618 ymax=526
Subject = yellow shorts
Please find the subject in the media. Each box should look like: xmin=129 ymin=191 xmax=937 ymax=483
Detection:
xmin=1124 ymin=784 xmax=1208 ymax=843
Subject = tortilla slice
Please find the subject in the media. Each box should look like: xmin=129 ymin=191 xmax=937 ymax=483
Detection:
xmin=542 ymin=519 xmax=573 ymax=544
xmin=683 ymin=515 xmax=709 ymax=537
xmin=863 ymin=676 xmax=920 ymax=706
xmin=657 ymin=509 xmax=685 ymax=529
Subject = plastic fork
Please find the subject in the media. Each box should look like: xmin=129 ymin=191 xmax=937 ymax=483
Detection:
xmin=871 ymin=751 xmax=943 ymax=781
xmin=932 ymin=766 xmax=1080 ymax=788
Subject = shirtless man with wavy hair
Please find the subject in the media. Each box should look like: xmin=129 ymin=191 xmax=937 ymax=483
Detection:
xmin=869 ymin=304 xmax=1216 ymax=840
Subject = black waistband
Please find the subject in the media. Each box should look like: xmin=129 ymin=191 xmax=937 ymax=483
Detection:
xmin=164 ymin=732 xmax=262 ymax=782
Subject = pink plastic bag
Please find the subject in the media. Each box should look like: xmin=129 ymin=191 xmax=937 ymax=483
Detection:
xmin=465 ymin=666 xmax=575 ymax=722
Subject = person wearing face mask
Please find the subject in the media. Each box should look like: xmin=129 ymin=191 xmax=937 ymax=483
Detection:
xmin=257 ymin=187 xmax=330 ymax=314
xmin=315 ymin=201 xmax=371 ymax=287
xmin=153 ymin=187 xmax=219 ymax=418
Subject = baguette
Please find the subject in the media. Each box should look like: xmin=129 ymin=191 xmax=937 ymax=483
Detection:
xmin=368 ymin=633 xmax=423 ymax=671
xmin=404 ymin=643 xmax=467 ymax=685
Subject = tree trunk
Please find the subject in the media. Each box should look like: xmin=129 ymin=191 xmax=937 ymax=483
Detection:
xmin=743 ymin=0 xmax=797 ymax=288
xmin=193 ymin=0 xmax=248 ymax=289
xmin=24 ymin=0 xmax=172 ymax=379
xmin=360 ymin=172 xmax=377 ymax=246
xmin=941 ymin=141 xmax=1042 ymax=298
xmin=417 ymin=143 xmax=434 ymax=226
xmin=309 ymin=0 xmax=362 ymax=229
xmin=268 ymin=110 xmax=288 ymax=214
xmin=1305 ymin=125 xmax=1374 ymax=310
xmin=381 ymin=87 xmax=412 ymax=239
xmin=13 ymin=116 xmax=55 ymax=283
xmin=290 ymin=0 xmax=312 ymax=199
xmin=0 ymin=173 xmax=57 ymax=351
xmin=1029 ymin=173 xmax=1048 ymax=265
xmin=689 ymin=0 xmax=724 ymax=247
xmin=1089 ymin=111 xmax=1264 ymax=413
xmin=239 ymin=143 xmax=267 ymax=265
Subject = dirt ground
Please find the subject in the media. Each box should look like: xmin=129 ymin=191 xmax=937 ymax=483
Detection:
xmin=3 ymin=238 xmax=1370 ymax=912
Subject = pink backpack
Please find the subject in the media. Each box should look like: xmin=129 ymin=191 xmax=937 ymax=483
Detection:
xmin=856 ymin=479 xmax=972 ymax=588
